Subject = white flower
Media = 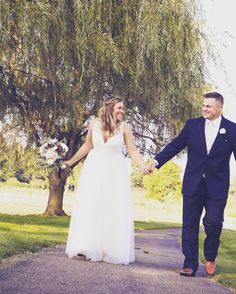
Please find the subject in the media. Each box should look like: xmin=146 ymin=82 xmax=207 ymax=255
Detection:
xmin=51 ymin=145 xmax=58 ymax=151
xmin=49 ymin=138 xmax=58 ymax=144
xmin=60 ymin=142 xmax=68 ymax=153
xmin=45 ymin=149 xmax=58 ymax=161
xmin=219 ymin=128 xmax=226 ymax=134
xmin=38 ymin=138 xmax=69 ymax=168
xmin=39 ymin=143 xmax=48 ymax=155
xmin=46 ymin=158 xmax=56 ymax=165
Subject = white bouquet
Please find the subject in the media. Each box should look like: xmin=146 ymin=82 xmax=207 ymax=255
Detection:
xmin=39 ymin=138 xmax=72 ymax=174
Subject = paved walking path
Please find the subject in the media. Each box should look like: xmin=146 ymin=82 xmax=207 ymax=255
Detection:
xmin=0 ymin=229 xmax=233 ymax=294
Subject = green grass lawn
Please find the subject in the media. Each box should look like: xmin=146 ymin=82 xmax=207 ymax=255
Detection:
xmin=135 ymin=220 xmax=181 ymax=230
xmin=0 ymin=214 xmax=70 ymax=261
xmin=199 ymin=229 xmax=236 ymax=290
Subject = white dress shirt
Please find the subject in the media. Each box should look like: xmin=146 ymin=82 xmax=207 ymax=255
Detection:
xmin=205 ymin=116 xmax=222 ymax=154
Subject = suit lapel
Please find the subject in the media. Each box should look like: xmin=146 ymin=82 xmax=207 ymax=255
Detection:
xmin=198 ymin=117 xmax=207 ymax=155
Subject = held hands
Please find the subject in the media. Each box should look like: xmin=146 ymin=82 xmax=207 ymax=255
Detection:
xmin=143 ymin=165 xmax=151 ymax=175
xmin=148 ymin=159 xmax=158 ymax=171
xmin=142 ymin=160 xmax=158 ymax=175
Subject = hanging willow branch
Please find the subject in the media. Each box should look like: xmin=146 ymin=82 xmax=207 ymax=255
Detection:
xmin=0 ymin=0 xmax=210 ymax=152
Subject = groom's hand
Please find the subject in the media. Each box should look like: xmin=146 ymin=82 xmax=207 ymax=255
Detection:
xmin=146 ymin=160 xmax=158 ymax=173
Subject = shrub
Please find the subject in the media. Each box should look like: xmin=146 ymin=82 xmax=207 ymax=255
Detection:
xmin=143 ymin=160 xmax=182 ymax=201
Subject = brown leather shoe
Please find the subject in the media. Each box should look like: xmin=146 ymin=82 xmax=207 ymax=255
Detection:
xmin=205 ymin=261 xmax=216 ymax=275
xmin=180 ymin=268 xmax=196 ymax=277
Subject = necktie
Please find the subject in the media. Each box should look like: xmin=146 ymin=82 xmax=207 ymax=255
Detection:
xmin=206 ymin=121 xmax=216 ymax=154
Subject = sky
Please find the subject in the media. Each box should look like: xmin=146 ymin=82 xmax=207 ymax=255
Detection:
xmin=199 ymin=0 xmax=236 ymax=122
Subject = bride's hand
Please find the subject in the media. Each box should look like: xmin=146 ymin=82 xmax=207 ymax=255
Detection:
xmin=60 ymin=161 xmax=73 ymax=177
xmin=143 ymin=165 xmax=151 ymax=175
xmin=142 ymin=162 xmax=156 ymax=175
xmin=62 ymin=160 xmax=71 ymax=167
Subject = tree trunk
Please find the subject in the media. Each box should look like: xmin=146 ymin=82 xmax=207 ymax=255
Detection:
xmin=43 ymin=168 xmax=67 ymax=216
xmin=43 ymin=127 xmax=83 ymax=216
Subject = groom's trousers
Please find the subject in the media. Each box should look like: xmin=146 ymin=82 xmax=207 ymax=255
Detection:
xmin=182 ymin=178 xmax=227 ymax=271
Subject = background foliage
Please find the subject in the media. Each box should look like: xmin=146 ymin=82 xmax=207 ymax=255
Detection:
xmin=0 ymin=0 xmax=208 ymax=153
xmin=143 ymin=160 xmax=182 ymax=201
xmin=0 ymin=0 xmax=210 ymax=213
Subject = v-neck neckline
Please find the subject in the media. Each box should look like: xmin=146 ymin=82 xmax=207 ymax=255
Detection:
xmin=101 ymin=132 xmax=110 ymax=144
xmin=97 ymin=120 xmax=121 ymax=144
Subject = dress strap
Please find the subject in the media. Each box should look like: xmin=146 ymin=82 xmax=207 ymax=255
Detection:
xmin=88 ymin=116 xmax=96 ymax=128
xmin=119 ymin=121 xmax=126 ymax=135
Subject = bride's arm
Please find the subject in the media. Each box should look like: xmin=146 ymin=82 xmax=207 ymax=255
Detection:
xmin=123 ymin=123 xmax=148 ymax=173
xmin=63 ymin=120 xmax=94 ymax=167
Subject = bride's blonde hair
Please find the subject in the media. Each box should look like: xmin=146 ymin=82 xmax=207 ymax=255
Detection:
xmin=98 ymin=95 xmax=123 ymax=138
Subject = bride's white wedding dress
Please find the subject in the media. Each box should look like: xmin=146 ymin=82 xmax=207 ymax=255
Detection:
xmin=65 ymin=119 xmax=134 ymax=265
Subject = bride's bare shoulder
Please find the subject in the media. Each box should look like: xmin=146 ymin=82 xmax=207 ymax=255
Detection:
xmin=88 ymin=116 xmax=98 ymax=128
xmin=123 ymin=121 xmax=132 ymax=132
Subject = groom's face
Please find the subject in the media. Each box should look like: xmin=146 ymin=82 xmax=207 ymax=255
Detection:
xmin=202 ymin=98 xmax=223 ymax=120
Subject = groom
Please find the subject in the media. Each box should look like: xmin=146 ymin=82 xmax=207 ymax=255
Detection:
xmin=151 ymin=92 xmax=236 ymax=277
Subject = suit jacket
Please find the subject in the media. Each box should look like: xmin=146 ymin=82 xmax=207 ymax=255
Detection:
xmin=155 ymin=116 xmax=236 ymax=199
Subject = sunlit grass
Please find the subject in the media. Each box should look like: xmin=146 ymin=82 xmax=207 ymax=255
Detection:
xmin=0 ymin=214 xmax=70 ymax=261
xmin=135 ymin=220 xmax=181 ymax=230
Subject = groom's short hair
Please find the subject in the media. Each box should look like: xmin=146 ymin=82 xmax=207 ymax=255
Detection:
xmin=203 ymin=92 xmax=224 ymax=105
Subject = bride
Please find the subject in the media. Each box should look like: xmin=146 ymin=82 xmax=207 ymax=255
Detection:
xmin=64 ymin=95 xmax=149 ymax=265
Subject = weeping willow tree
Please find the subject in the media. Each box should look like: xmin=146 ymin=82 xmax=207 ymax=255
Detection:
xmin=0 ymin=0 xmax=208 ymax=215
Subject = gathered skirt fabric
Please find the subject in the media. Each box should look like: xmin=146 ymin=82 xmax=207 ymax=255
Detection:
xmin=65 ymin=147 xmax=134 ymax=265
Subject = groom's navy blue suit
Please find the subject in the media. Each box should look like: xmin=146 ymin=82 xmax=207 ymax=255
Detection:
xmin=155 ymin=115 xmax=236 ymax=271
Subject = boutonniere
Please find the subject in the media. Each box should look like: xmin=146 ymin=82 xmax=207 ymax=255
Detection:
xmin=219 ymin=128 xmax=226 ymax=134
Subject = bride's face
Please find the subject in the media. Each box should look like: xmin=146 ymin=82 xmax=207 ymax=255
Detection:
xmin=113 ymin=102 xmax=125 ymax=122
